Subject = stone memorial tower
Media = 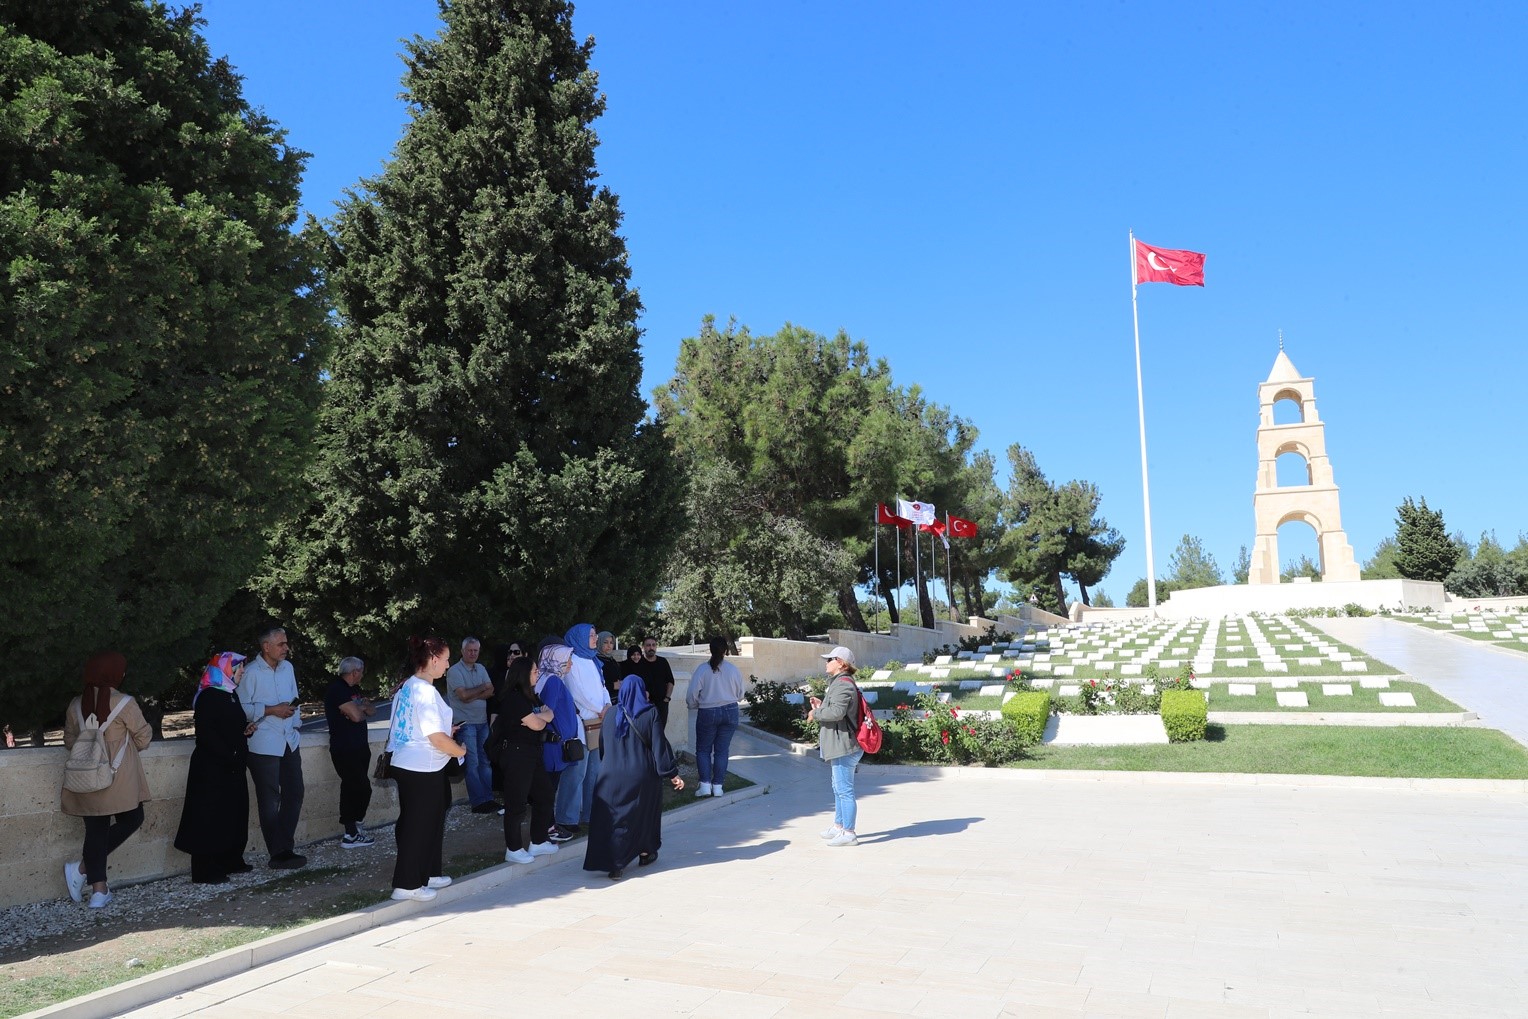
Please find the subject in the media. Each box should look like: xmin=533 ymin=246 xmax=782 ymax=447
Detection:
xmin=1247 ymin=348 xmax=1361 ymax=584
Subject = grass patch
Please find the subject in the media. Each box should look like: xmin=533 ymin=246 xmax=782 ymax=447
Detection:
xmin=662 ymin=771 xmax=752 ymax=811
xmin=1499 ymin=641 xmax=1528 ymax=654
xmin=1206 ymin=680 xmax=1462 ymax=713
xmin=1008 ymin=725 xmax=1528 ymax=778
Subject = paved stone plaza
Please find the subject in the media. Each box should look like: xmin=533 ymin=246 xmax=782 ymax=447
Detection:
xmin=60 ymin=621 xmax=1528 ymax=1018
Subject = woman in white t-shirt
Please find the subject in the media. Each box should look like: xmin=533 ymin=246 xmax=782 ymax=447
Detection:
xmin=387 ymin=636 xmax=466 ymax=902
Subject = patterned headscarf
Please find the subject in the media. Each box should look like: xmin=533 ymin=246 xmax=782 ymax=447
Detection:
xmin=538 ymin=643 xmax=572 ymax=684
xmin=195 ymin=652 xmax=246 ymax=707
xmin=82 ymin=651 xmax=127 ymax=724
xmin=614 ymin=674 xmax=653 ymax=738
xmin=563 ymin=623 xmax=601 ymax=663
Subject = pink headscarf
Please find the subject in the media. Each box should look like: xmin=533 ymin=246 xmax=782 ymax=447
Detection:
xmin=195 ymin=652 xmax=246 ymax=706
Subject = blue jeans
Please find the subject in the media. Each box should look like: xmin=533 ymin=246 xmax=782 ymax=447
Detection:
xmin=830 ymin=748 xmax=865 ymax=831
xmin=459 ymin=722 xmax=493 ymax=807
xmin=554 ymin=747 xmax=588 ymax=827
xmin=695 ymin=704 xmax=740 ymax=786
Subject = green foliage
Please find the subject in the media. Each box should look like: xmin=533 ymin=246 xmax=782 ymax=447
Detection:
xmin=999 ymin=690 xmax=1051 ymax=745
xmin=998 ymin=445 xmax=1125 ymax=610
xmin=1393 ymin=497 xmax=1460 ymax=582
xmin=0 ymin=2 xmax=328 ymax=728
xmin=742 ymin=680 xmax=817 ymax=742
xmin=1126 ymin=576 xmax=1178 ymax=607
xmin=1232 ymin=545 xmax=1252 ymax=585
xmin=1160 ymin=689 xmax=1208 ymax=742
xmin=1446 ymin=531 xmax=1528 ymax=597
xmin=1090 ymin=589 xmax=1116 ymax=608
xmin=254 ymin=0 xmax=680 ymax=666
xmin=957 ymin=625 xmax=1015 ymax=652
xmin=1281 ymin=554 xmax=1322 ymax=582
xmin=1167 ymin=534 xmax=1224 ymax=589
xmin=879 ymin=695 xmax=1028 ymax=765
xmin=656 ymin=316 xmax=988 ymax=635
xmin=1053 ymin=677 xmax=1162 ymax=715
xmin=1361 ymin=536 xmax=1403 ymax=580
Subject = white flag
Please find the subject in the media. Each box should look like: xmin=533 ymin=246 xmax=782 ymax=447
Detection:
xmin=896 ymin=499 xmax=935 ymax=526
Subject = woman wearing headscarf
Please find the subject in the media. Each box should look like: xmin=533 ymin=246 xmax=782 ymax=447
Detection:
xmin=387 ymin=636 xmax=467 ymax=902
xmin=553 ymin=623 xmax=611 ymax=840
xmin=584 ymin=676 xmax=683 ymax=880
xmin=62 ymin=651 xmax=153 ymax=908
xmin=174 ymin=652 xmax=257 ymax=885
xmin=686 ymin=637 xmax=747 ymax=798
xmin=534 ymin=640 xmax=580 ymax=844
xmin=596 ymin=630 xmax=622 ymax=699
xmin=493 ymin=655 xmax=560 ymax=864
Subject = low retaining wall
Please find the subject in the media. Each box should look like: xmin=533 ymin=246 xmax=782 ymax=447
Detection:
xmin=0 ymin=726 xmax=398 ymax=910
xmin=1072 ymin=580 xmax=1449 ymax=621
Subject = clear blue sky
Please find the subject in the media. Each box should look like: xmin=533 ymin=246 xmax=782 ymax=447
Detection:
xmin=195 ymin=0 xmax=1527 ymax=603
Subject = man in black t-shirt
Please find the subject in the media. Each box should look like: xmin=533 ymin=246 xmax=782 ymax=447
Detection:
xmin=632 ymin=635 xmax=676 ymax=732
xmin=325 ymin=657 xmax=377 ymax=848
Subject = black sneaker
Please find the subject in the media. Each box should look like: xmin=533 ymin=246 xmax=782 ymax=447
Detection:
xmin=270 ymin=851 xmax=307 ymax=870
xmin=470 ymin=801 xmax=502 ymax=815
xmin=547 ymin=824 xmax=579 ymax=843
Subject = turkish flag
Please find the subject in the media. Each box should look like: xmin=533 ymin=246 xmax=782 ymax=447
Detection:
xmin=948 ymin=515 xmax=979 ymax=538
xmin=918 ymin=518 xmax=946 ymax=537
xmin=1135 ymin=240 xmax=1206 ymax=287
xmin=876 ymin=503 xmax=911 ymax=527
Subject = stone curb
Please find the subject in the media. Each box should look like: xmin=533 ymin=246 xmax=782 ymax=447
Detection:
xmin=20 ymin=783 xmax=771 ymax=1019
xmin=1207 ymin=711 xmax=1479 ymax=726
xmin=855 ymin=762 xmax=1528 ymax=794
xmin=1396 ymin=622 xmax=1528 ymax=660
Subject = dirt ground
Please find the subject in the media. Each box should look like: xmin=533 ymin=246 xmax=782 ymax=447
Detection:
xmin=0 ymin=758 xmax=719 ymax=1015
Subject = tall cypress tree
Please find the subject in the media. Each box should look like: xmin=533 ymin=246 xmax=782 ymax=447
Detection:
xmin=258 ymin=0 xmax=678 ymax=663
xmin=0 ymin=2 xmax=327 ymax=732
xmin=1393 ymin=496 xmax=1459 ymax=582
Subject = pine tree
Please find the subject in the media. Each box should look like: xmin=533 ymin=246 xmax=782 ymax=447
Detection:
xmin=1392 ymin=497 xmax=1459 ymax=582
xmin=256 ymin=0 xmax=678 ymax=665
xmin=0 ymin=2 xmax=327 ymax=731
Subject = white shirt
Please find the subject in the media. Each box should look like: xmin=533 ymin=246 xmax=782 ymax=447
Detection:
xmin=388 ymin=677 xmax=453 ymax=773
xmin=564 ymin=656 xmax=611 ymax=721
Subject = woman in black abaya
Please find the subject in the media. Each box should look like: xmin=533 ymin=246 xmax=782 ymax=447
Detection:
xmin=174 ymin=652 xmax=256 ymax=883
xmin=584 ymin=675 xmax=683 ymax=880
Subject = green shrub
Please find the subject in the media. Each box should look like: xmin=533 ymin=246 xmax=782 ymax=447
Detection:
xmin=1160 ymin=689 xmax=1207 ymax=742
xmin=957 ymin=625 xmax=1015 ymax=652
xmin=1001 ymin=690 xmax=1051 ymax=746
xmin=743 ymin=679 xmax=815 ymax=742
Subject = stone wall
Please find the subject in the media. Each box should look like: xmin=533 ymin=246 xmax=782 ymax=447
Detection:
xmin=0 ymin=725 xmax=398 ymax=910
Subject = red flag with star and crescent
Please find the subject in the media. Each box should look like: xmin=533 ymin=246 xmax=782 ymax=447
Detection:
xmin=1135 ymin=240 xmax=1206 ymax=286
xmin=948 ymin=515 xmax=979 ymax=539
xmin=876 ymin=503 xmax=912 ymax=527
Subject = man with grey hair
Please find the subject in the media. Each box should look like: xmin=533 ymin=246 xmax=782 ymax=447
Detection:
xmin=446 ymin=637 xmax=499 ymax=814
xmin=241 ymin=626 xmax=306 ymax=868
xmin=325 ymin=656 xmax=376 ymax=847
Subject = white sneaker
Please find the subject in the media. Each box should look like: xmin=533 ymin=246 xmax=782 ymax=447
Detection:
xmin=88 ymin=890 xmax=113 ymax=909
xmin=504 ymin=848 xmax=535 ymax=865
xmin=391 ymin=886 xmax=437 ymax=902
xmin=696 ymin=782 xmax=712 ymax=797
xmin=826 ymin=830 xmax=859 ymax=847
xmin=64 ymin=861 xmax=86 ymax=903
xmin=426 ymin=875 xmax=452 ymax=889
xmin=527 ymin=841 xmax=558 ymax=857
xmin=819 ymin=826 xmax=843 ymax=840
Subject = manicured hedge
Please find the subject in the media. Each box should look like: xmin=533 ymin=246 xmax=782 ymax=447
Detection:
xmin=1001 ymin=690 xmax=1052 ymax=746
xmin=1160 ymin=689 xmax=1207 ymax=742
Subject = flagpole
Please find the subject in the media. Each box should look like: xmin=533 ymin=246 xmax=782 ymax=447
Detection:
xmin=945 ymin=512 xmax=956 ymax=622
xmin=1130 ymin=230 xmax=1159 ymax=613
xmin=874 ymin=507 xmax=884 ymax=634
xmin=895 ymin=523 xmax=902 ymax=623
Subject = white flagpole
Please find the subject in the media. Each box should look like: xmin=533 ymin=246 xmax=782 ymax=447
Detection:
xmin=930 ymin=525 xmax=938 ymax=622
xmin=913 ymin=515 xmax=922 ymax=626
xmin=946 ymin=512 xmax=956 ymax=622
xmin=894 ymin=522 xmax=902 ymax=623
xmin=1131 ymin=230 xmax=1159 ymax=613
xmin=874 ymin=507 xmax=885 ymax=634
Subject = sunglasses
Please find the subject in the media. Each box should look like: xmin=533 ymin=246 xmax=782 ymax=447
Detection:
xmin=508 ymin=649 xmax=524 ymax=656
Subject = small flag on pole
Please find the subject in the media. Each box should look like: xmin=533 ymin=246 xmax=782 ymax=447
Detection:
xmin=876 ymin=503 xmax=912 ymax=527
xmin=919 ymin=518 xmax=950 ymax=550
xmin=1134 ymin=240 xmax=1206 ymax=286
xmin=897 ymin=499 xmax=936 ymax=526
xmin=948 ymin=515 xmax=979 ymax=538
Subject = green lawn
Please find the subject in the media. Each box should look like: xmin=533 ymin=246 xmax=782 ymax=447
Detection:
xmin=1206 ymin=680 xmax=1462 ymax=713
xmin=1499 ymin=641 xmax=1528 ymax=654
xmin=1008 ymin=725 xmax=1528 ymax=779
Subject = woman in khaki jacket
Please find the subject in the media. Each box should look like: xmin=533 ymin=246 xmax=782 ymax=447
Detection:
xmin=61 ymin=651 xmax=152 ymax=908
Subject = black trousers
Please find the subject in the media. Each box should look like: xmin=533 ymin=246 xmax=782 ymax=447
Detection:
xmin=498 ymin=743 xmax=553 ymax=851
xmin=329 ymin=746 xmax=373 ymax=828
xmin=247 ymin=746 xmax=305 ymax=858
xmin=82 ymin=805 xmax=144 ymax=884
xmin=392 ymin=765 xmax=448 ymax=891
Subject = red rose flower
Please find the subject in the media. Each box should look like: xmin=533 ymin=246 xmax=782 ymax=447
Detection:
xmin=940 ymin=731 xmax=950 ymax=744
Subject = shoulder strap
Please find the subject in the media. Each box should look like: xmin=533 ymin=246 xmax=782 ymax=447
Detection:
xmin=102 ymin=694 xmax=133 ymax=728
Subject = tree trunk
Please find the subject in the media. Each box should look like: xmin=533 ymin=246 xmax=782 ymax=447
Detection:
xmin=1049 ymin=573 xmax=1068 ymax=615
xmin=838 ymin=585 xmax=869 ymax=632
xmin=917 ymin=577 xmax=936 ymax=629
xmin=1077 ymin=583 xmax=1092 ymax=607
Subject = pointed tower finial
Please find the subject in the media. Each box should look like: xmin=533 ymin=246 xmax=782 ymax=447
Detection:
xmin=1278 ymin=329 xmax=1284 ymax=352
